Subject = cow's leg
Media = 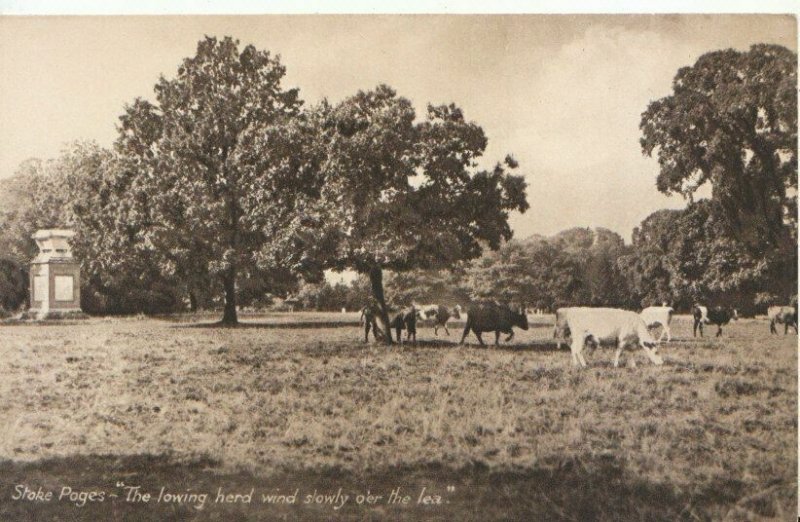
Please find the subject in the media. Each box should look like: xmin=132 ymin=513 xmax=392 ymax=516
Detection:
xmin=443 ymin=324 xmax=450 ymax=336
xmin=577 ymin=337 xmax=589 ymax=367
xmin=494 ymin=330 xmax=500 ymax=346
xmin=629 ymin=347 xmax=637 ymax=369
xmin=570 ymin=336 xmax=586 ymax=367
xmin=459 ymin=322 xmax=471 ymax=345
xmin=364 ymin=322 xmax=371 ymax=343
xmin=715 ymin=325 xmax=722 ymax=337
xmin=476 ymin=331 xmax=485 ymax=346
xmin=665 ymin=325 xmax=671 ymax=342
xmin=770 ymin=320 xmax=777 ymax=334
xmin=434 ymin=324 xmax=439 ymax=336
xmin=396 ymin=327 xmax=403 ymax=344
xmin=613 ymin=340 xmax=623 ymax=368
xmin=785 ymin=322 xmax=789 ymax=335
xmin=505 ymin=330 xmax=514 ymax=342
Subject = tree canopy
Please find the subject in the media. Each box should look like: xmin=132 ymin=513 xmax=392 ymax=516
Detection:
xmin=305 ymin=85 xmax=529 ymax=340
xmin=115 ymin=36 xmax=316 ymax=324
xmin=640 ymin=44 xmax=797 ymax=255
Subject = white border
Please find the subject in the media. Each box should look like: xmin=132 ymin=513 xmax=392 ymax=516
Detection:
xmin=0 ymin=1 xmax=797 ymax=15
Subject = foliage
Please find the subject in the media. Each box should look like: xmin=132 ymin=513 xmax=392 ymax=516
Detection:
xmin=618 ymin=201 xmax=796 ymax=313
xmin=307 ymin=85 xmax=529 ymax=340
xmin=0 ymin=258 xmax=26 ymax=311
xmin=115 ymin=36 xmax=314 ymax=323
xmin=384 ymin=268 xmax=470 ymax=308
xmin=461 ymin=228 xmax=632 ymax=311
xmin=640 ymin=44 xmax=797 ymax=255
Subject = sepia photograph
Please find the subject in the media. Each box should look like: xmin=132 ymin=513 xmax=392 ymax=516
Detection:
xmin=0 ymin=7 xmax=797 ymax=521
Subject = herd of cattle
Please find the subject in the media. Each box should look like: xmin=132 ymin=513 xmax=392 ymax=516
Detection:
xmin=359 ymin=301 xmax=798 ymax=368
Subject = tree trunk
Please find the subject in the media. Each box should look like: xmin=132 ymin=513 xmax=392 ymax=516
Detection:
xmin=368 ymin=265 xmax=393 ymax=344
xmin=221 ymin=268 xmax=238 ymax=325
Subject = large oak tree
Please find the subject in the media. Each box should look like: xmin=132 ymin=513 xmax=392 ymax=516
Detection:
xmin=640 ymin=44 xmax=797 ymax=256
xmin=116 ymin=36 xmax=317 ymax=324
xmin=307 ymin=86 xmax=529 ymax=341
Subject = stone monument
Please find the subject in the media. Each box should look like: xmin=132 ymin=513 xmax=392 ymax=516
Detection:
xmin=28 ymin=229 xmax=83 ymax=319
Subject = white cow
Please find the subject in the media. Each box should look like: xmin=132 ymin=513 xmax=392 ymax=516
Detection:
xmin=415 ymin=304 xmax=462 ymax=336
xmin=639 ymin=306 xmax=674 ymax=343
xmin=768 ymin=305 xmax=797 ymax=334
xmin=561 ymin=307 xmax=664 ymax=368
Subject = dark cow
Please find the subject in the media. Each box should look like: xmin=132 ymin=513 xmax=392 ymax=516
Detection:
xmin=693 ymin=304 xmax=738 ymax=337
xmin=768 ymin=306 xmax=798 ymax=334
xmin=459 ymin=301 xmax=529 ymax=346
xmin=417 ymin=304 xmax=462 ymax=336
xmin=390 ymin=306 xmax=418 ymax=344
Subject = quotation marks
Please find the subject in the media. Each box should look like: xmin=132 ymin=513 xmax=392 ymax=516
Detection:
xmin=447 ymin=485 xmax=455 ymax=492
xmin=116 ymin=482 xmax=125 ymax=488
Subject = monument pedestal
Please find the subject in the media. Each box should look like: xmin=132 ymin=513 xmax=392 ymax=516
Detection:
xmin=27 ymin=229 xmax=85 ymax=319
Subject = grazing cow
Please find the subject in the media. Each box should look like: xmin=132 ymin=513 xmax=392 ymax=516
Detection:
xmin=359 ymin=303 xmax=384 ymax=342
xmin=416 ymin=304 xmax=462 ymax=336
xmin=768 ymin=306 xmax=798 ymax=334
xmin=639 ymin=306 xmax=674 ymax=343
xmin=560 ymin=307 xmax=663 ymax=368
xmin=693 ymin=304 xmax=737 ymax=337
xmin=459 ymin=301 xmax=529 ymax=346
xmin=390 ymin=306 xmax=418 ymax=344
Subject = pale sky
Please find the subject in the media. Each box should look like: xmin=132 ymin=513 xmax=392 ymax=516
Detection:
xmin=0 ymin=15 xmax=796 ymax=242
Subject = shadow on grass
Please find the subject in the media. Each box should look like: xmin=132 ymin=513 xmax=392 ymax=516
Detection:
xmin=455 ymin=339 xmax=563 ymax=352
xmin=175 ymin=321 xmax=362 ymax=330
xmin=1 ymin=453 xmax=786 ymax=521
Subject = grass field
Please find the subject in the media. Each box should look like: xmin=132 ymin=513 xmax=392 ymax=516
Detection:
xmin=0 ymin=313 xmax=796 ymax=520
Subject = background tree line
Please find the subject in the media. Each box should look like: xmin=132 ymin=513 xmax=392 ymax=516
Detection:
xmin=0 ymin=40 xmax=796 ymax=322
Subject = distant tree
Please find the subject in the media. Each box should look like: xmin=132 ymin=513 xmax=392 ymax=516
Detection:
xmin=670 ymin=200 xmax=790 ymax=312
xmin=344 ymin=274 xmax=374 ymax=312
xmin=308 ymin=86 xmax=528 ymax=341
xmin=115 ymin=36 xmax=319 ymax=324
xmin=551 ymin=227 xmax=631 ymax=307
xmin=0 ymin=144 xmax=169 ymax=313
xmin=466 ymin=228 xmax=630 ymax=311
xmin=57 ymin=146 xmax=186 ymax=314
xmin=641 ymin=44 xmax=797 ymax=257
xmin=0 ymin=258 xmax=26 ymax=311
xmin=619 ymin=201 xmax=793 ymax=313
xmin=384 ymin=268 xmax=470 ymax=308
xmin=617 ymin=210 xmax=684 ymax=308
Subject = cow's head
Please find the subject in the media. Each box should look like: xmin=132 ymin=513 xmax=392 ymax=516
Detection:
xmin=732 ymin=309 xmax=739 ymax=321
xmin=452 ymin=304 xmax=462 ymax=320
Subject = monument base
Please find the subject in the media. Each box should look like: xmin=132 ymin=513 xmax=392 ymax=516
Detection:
xmin=20 ymin=309 xmax=89 ymax=321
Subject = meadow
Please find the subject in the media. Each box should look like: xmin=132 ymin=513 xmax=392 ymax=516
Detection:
xmin=0 ymin=313 xmax=796 ymax=520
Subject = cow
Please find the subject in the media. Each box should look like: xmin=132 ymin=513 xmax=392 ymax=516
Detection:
xmin=559 ymin=307 xmax=663 ymax=368
xmin=693 ymin=304 xmax=737 ymax=337
xmin=359 ymin=303 xmax=384 ymax=342
xmin=639 ymin=305 xmax=674 ymax=343
xmin=416 ymin=304 xmax=462 ymax=336
xmin=768 ymin=305 xmax=798 ymax=334
xmin=390 ymin=306 xmax=418 ymax=344
xmin=459 ymin=301 xmax=528 ymax=347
